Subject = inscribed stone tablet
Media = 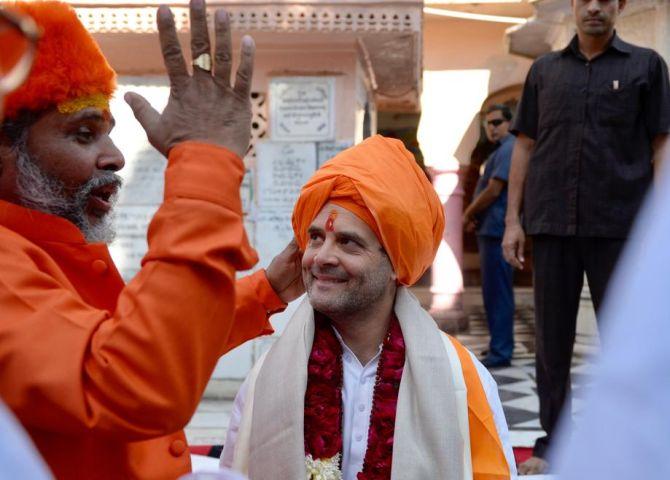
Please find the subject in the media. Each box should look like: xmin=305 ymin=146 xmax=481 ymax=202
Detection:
xmin=317 ymin=140 xmax=354 ymax=167
xmin=241 ymin=170 xmax=253 ymax=214
xmin=109 ymin=205 xmax=158 ymax=281
xmin=255 ymin=141 xmax=317 ymax=210
xmin=115 ymin=150 xmax=166 ymax=206
xmin=254 ymin=210 xmax=294 ymax=269
xmin=270 ymin=77 xmax=336 ymax=142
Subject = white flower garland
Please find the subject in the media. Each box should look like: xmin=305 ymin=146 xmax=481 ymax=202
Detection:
xmin=305 ymin=453 xmax=343 ymax=480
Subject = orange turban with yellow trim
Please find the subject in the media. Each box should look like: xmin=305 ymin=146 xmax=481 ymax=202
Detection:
xmin=292 ymin=135 xmax=445 ymax=286
xmin=3 ymin=1 xmax=116 ymax=119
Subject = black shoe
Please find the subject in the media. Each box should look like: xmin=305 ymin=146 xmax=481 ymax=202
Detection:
xmin=480 ymin=349 xmax=489 ymax=357
xmin=481 ymin=357 xmax=511 ymax=369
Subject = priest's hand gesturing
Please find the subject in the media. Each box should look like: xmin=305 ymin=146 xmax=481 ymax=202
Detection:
xmin=125 ymin=0 xmax=254 ymax=159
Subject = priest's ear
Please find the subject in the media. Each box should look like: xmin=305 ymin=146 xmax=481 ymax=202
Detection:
xmin=0 ymin=112 xmax=31 ymax=188
xmin=0 ymin=110 xmax=40 ymax=169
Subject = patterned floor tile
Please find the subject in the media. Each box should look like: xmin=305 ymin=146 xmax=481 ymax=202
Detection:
xmin=453 ymin=303 xmax=597 ymax=447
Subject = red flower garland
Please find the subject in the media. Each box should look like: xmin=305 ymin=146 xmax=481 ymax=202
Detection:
xmin=304 ymin=316 xmax=344 ymax=460
xmin=358 ymin=317 xmax=405 ymax=480
xmin=304 ymin=316 xmax=406 ymax=480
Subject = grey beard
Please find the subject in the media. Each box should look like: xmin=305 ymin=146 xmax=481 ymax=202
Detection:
xmin=14 ymin=140 xmax=122 ymax=244
xmin=305 ymin=256 xmax=395 ymax=320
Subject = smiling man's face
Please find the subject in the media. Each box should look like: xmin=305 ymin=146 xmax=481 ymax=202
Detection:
xmin=1 ymin=106 xmax=125 ymax=242
xmin=301 ymin=203 xmax=396 ymax=319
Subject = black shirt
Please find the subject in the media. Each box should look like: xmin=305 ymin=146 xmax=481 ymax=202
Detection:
xmin=513 ymin=34 xmax=670 ymax=238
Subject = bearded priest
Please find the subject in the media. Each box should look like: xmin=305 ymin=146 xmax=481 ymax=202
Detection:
xmin=221 ymin=135 xmax=516 ymax=480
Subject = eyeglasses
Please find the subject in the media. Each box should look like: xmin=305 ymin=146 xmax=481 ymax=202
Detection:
xmin=486 ymin=119 xmax=506 ymax=127
xmin=0 ymin=8 xmax=40 ymax=96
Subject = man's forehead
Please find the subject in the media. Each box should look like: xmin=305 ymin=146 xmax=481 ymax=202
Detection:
xmin=63 ymin=107 xmax=114 ymax=124
xmin=311 ymin=203 xmax=377 ymax=240
xmin=23 ymin=106 xmax=113 ymax=135
xmin=486 ymin=110 xmax=504 ymax=120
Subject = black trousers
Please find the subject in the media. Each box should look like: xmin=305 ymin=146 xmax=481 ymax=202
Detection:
xmin=531 ymin=235 xmax=625 ymax=459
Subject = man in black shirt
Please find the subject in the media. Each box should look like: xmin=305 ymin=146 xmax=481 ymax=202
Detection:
xmin=503 ymin=0 xmax=670 ymax=474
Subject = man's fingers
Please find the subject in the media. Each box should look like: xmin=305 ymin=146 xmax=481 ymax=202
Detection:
xmin=502 ymin=242 xmax=513 ymax=264
xmin=287 ymin=237 xmax=300 ymax=252
xmin=213 ymin=9 xmax=232 ymax=86
xmin=516 ymin=238 xmax=525 ymax=266
xmin=505 ymin=240 xmax=523 ymax=269
xmin=233 ymin=36 xmax=255 ymax=98
xmin=503 ymin=242 xmax=519 ymax=268
xmin=189 ymin=0 xmax=211 ymax=77
xmin=125 ymin=92 xmax=160 ymax=131
xmin=157 ymin=5 xmax=189 ymax=89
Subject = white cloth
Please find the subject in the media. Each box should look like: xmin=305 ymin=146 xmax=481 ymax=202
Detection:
xmin=0 ymin=402 xmax=52 ymax=479
xmin=222 ymin=330 xmax=516 ymax=478
xmin=180 ymin=464 xmax=247 ymax=480
xmin=551 ymin=165 xmax=670 ymax=479
xmin=237 ymin=290 xmax=472 ymax=479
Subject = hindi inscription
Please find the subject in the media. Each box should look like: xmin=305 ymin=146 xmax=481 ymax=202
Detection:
xmin=270 ymin=77 xmax=336 ymax=141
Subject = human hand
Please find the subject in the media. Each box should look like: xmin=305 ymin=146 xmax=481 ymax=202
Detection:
xmin=502 ymin=221 xmax=525 ymax=269
xmin=125 ymin=0 xmax=254 ymax=159
xmin=266 ymin=239 xmax=305 ymax=303
xmin=462 ymin=211 xmax=472 ymax=225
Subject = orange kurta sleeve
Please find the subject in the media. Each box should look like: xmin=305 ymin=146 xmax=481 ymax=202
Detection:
xmin=230 ymin=269 xmax=285 ymax=347
xmin=0 ymin=142 xmax=269 ymax=440
xmin=450 ymin=337 xmax=510 ymax=480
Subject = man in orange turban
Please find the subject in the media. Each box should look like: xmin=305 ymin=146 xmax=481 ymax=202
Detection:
xmin=0 ymin=1 xmax=303 ymax=478
xmin=221 ymin=135 xmax=516 ymax=480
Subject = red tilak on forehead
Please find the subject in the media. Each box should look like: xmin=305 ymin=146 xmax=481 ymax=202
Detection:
xmin=325 ymin=211 xmax=338 ymax=232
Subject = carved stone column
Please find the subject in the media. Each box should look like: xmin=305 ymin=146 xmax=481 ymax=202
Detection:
xmin=429 ymin=164 xmax=467 ymax=331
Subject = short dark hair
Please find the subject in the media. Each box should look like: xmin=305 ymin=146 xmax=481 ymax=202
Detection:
xmin=1 ymin=110 xmax=41 ymax=146
xmin=485 ymin=104 xmax=513 ymax=122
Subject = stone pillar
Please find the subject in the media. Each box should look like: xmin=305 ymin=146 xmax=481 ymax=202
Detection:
xmin=429 ymin=164 xmax=467 ymax=331
xmin=418 ymin=69 xmax=491 ymax=330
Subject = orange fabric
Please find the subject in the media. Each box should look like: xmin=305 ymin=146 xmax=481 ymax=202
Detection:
xmin=327 ymin=177 xmax=381 ymax=241
xmin=292 ymin=135 xmax=445 ymax=286
xmin=450 ymin=336 xmax=511 ymax=480
xmin=0 ymin=142 xmax=282 ymax=479
xmin=0 ymin=8 xmax=30 ymax=76
xmin=3 ymin=1 xmax=116 ymax=119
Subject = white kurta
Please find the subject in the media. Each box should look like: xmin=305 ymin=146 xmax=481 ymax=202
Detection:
xmin=222 ymin=331 xmax=517 ymax=478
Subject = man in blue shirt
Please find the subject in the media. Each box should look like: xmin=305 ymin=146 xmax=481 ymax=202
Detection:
xmin=463 ymin=104 xmax=515 ymax=369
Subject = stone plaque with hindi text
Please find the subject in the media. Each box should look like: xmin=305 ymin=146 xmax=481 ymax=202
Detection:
xmin=255 ymin=141 xmax=317 ymax=210
xmin=270 ymin=77 xmax=335 ymax=141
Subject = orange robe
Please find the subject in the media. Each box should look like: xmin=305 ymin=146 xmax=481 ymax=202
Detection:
xmin=0 ymin=142 xmax=284 ymax=479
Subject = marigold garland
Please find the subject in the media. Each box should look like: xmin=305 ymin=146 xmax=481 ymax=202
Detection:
xmin=304 ymin=316 xmax=406 ymax=480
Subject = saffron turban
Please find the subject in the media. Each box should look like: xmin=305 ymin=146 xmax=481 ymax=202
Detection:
xmin=3 ymin=1 xmax=116 ymax=120
xmin=292 ymin=135 xmax=445 ymax=286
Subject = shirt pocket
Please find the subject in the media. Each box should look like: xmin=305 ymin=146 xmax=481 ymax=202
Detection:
xmin=538 ymin=85 xmax=573 ymax=129
xmin=597 ymin=82 xmax=639 ymax=127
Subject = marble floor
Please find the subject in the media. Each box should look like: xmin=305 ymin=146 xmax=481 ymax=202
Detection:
xmin=456 ymin=304 xmax=596 ymax=448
